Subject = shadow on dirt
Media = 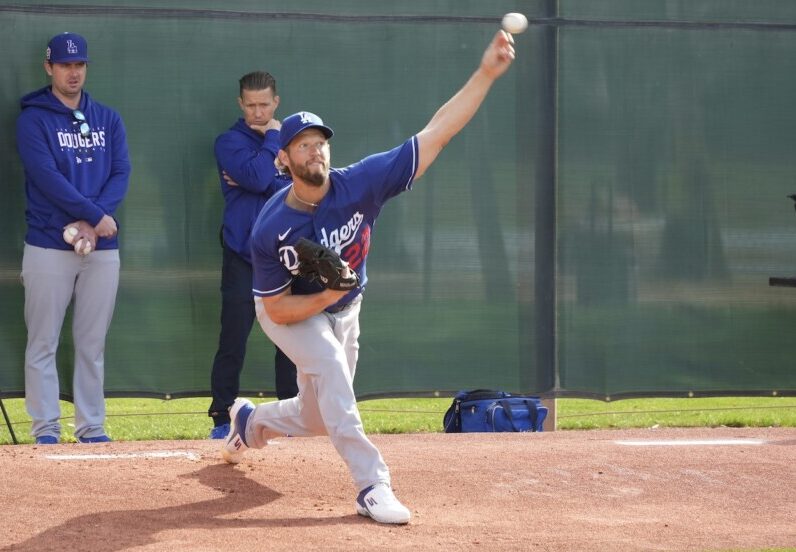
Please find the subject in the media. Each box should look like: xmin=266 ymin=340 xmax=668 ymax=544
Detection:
xmin=2 ymin=463 xmax=360 ymax=552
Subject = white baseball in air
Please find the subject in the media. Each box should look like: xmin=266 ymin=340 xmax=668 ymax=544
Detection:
xmin=74 ymin=238 xmax=93 ymax=256
xmin=63 ymin=226 xmax=78 ymax=244
xmin=501 ymin=12 xmax=528 ymax=34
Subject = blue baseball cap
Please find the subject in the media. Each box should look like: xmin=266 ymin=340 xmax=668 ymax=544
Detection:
xmin=279 ymin=111 xmax=334 ymax=149
xmin=46 ymin=32 xmax=89 ymax=63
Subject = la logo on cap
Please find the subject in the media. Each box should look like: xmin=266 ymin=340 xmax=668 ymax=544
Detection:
xmin=299 ymin=112 xmax=315 ymax=124
xmin=46 ymin=32 xmax=89 ymax=63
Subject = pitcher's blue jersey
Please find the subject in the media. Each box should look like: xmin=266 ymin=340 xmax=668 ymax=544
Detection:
xmin=251 ymin=136 xmax=419 ymax=310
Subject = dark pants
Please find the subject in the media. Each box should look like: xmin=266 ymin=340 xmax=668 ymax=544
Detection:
xmin=209 ymin=244 xmax=298 ymax=426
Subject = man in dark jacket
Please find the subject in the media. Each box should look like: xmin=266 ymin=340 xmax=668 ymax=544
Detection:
xmin=208 ymin=71 xmax=298 ymax=439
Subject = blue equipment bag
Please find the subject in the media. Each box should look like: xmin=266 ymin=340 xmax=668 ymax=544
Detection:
xmin=443 ymin=389 xmax=547 ymax=433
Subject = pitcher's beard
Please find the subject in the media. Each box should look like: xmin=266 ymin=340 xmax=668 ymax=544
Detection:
xmin=294 ymin=163 xmax=327 ymax=187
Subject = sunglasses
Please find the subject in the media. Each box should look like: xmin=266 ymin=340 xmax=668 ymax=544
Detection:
xmin=72 ymin=110 xmax=90 ymax=138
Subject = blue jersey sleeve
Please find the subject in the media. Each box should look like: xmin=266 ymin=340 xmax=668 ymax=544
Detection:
xmin=250 ymin=189 xmax=297 ymax=297
xmin=251 ymin=237 xmax=292 ymax=297
xmin=339 ymin=136 xmax=419 ymax=207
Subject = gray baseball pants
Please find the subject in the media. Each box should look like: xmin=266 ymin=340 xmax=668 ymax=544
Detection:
xmin=21 ymin=244 xmax=120 ymax=440
xmin=251 ymin=295 xmax=391 ymax=492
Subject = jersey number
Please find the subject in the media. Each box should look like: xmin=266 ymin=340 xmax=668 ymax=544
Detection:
xmin=341 ymin=225 xmax=370 ymax=270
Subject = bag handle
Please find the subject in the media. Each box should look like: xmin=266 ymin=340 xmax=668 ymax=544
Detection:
xmin=498 ymin=399 xmax=521 ymax=432
xmin=524 ymin=399 xmax=539 ymax=432
xmin=463 ymin=389 xmax=509 ymax=401
xmin=498 ymin=399 xmax=539 ymax=432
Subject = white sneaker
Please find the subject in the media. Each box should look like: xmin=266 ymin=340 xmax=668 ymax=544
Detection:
xmin=221 ymin=398 xmax=255 ymax=464
xmin=355 ymin=482 xmax=411 ymax=524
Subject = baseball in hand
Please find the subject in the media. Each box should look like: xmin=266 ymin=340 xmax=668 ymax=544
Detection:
xmin=74 ymin=238 xmax=93 ymax=256
xmin=501 ymin=12 xmax=528 ymax=34
xmin=63 ymin=226 xmax=78 ymax=245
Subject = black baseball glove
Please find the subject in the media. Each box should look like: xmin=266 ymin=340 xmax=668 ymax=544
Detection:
xmin=294 ymin=238 xmax=360 ymax=291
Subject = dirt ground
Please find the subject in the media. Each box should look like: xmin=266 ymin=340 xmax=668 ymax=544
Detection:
xmin=0 ymin=427 xmax=794 ymax=552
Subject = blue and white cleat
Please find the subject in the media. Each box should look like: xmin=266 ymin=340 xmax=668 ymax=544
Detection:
xmin=356 ymin=482 xmax=411 ymax=524
xmin=221 ymin=398 xmax=254 ymax=464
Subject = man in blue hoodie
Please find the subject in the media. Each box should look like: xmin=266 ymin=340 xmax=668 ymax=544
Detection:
xmin=208 ymin=71 xmax=297 ymax=439
xmin=16 ymin=32 xmax=131 ymax=444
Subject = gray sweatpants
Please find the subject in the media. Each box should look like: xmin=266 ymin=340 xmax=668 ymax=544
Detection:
xmin=252 ymin=295 xmax=390 ymax=492
xmin=21 ymin=244 xmax=120 ymax=440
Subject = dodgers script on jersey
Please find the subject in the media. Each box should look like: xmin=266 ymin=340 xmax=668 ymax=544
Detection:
xmin=17 ymin=87 xmax=130 ymax=250
xmin=250 ymin=136 xmax=419 ymax=310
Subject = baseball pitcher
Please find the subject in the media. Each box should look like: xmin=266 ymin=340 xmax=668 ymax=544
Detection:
xmin=222 ymin=30 xmax=516 ymax=525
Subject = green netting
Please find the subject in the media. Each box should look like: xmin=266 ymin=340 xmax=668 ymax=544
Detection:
xmin=556 ymin=15 xmax=796 ymax=398
xmin=1 ymin=1 xmax=795 ymax=401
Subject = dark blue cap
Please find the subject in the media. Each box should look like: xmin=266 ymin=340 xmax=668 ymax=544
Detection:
xmin=46 ymin=32 xmax=89 ymax=63
xmin=279 ymin=111 xmax=334 ymax=150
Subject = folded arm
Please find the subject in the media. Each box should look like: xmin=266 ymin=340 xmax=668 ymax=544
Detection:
xmin=215 ymin=128 xmax=283 ymax=195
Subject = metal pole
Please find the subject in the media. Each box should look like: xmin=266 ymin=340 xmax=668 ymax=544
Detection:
xmin=0 ymin=397 xmax=18 ymax=445
xmin=535 ymin=0 xmax=560 ymax=428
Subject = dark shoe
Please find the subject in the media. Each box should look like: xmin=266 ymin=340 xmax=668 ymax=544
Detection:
xmin=209 ymin=423 xmax=230 ymax=440
xmin=78 ymin=435 xmax=112 ymax=443
xmin=35 ymin=435 xmax=59 ymax=445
